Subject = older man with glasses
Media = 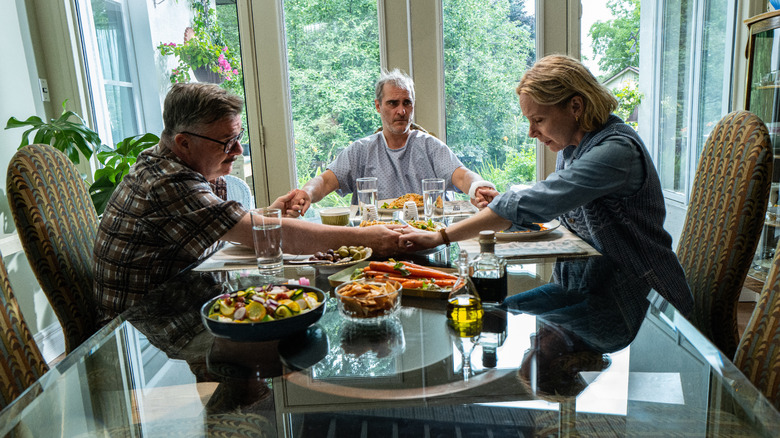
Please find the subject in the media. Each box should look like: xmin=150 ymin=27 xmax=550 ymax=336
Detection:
xmin=93 ymin=83 xmax=403 ymax=323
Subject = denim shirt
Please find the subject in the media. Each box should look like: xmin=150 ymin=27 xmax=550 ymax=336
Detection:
xmin=489 ymin=115 xmax=693 ymax=315
xmin=489 ymin=133 xmax=643 ymax=229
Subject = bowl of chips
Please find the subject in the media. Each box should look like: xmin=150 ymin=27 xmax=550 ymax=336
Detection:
xmin=333 ymin=279 xmax=402 ymax=323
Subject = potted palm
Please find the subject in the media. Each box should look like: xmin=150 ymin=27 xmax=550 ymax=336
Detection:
xmin=5 ymin=101 xmax=159 ymax=214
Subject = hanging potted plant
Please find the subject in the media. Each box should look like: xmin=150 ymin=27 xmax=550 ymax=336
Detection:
xmin=157 ymin=2 xmax=241 ymax=85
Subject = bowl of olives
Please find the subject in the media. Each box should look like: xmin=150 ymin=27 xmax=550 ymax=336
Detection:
xmin=308 ymin=246 xmax=372 ymax=274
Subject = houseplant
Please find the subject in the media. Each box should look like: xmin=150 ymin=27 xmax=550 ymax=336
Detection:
xmin=157 ymin=2 xmax=241 ymax=85
xmin=5 ymin=101 xmax=158 ymax=215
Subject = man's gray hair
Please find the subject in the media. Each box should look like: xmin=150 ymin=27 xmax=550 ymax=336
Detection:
xmin=161 ymin=82 xmax=243 ymax=140
xmin=375 ymin=69 xmax=415 ymax=103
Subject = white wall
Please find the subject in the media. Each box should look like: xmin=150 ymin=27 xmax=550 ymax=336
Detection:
xmin=1 ymin=0 xmax=60 ymax=356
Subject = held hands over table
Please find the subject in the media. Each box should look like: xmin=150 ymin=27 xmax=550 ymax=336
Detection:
xmin=360 ymin=223 xmax=410 ymax=257
xmin=471 ymin=186 xmax=499 ymax=209
xmin=270 ymin=189 xmax=309 ymax=217
xmin=286 ymin=189 xmax=312 ymax=216
xmin=398 ymin=226 xmax=442 ymax=252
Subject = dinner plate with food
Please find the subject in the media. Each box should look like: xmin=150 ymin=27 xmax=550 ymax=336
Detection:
xmin=378 ymin=193 xmax=443 ymax=213
xmin=495 ymin=219 xmax=561 ymax=241
xmin=287 ymin=246 xmax=373 ymax=274
xmin=359 ymin=218 xmax=446 ymax=232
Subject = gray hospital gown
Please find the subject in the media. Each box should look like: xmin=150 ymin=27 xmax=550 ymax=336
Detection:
xmin=327 ymin=130 xmax=464 ymax=204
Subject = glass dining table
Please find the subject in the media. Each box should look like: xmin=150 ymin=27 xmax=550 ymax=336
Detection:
xmin=1 ymin=242 xmax=779 ymax=437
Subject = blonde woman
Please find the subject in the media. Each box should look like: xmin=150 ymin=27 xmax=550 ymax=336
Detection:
xmin=400 ymin=55 xmax=693 ymax=315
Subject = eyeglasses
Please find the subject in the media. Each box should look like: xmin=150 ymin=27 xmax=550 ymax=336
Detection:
xmin=180 ymin=128 xmax=245 ymax=154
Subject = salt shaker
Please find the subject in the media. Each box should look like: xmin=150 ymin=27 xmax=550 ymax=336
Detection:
xmin=403 ymin=200 xmax=419 ymax=221
xmin=362 ymin=204 xmax=379 ymax=222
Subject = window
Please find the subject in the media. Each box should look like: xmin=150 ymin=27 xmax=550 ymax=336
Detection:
xmin=77 ymin=0 xmax=253 ymax=190
xmin=648 ymin=0 xmax=736 ymax=201
xmin=283 ymin=0 xmax=381 ymax=208
xmin=442 ymin=0 xmax=537 ymax=192
xmin=78 ymin=0 xmax=144 ymax=148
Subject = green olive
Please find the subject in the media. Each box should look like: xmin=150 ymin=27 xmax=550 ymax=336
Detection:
xmin=338 ymin=248 xmax=350 ymax=258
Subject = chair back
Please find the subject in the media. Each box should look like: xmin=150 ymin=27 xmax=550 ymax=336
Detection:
xmin=224 ymin=174 xmax=255 ymax=210
xmin=734 ymin=238 xmax=780 ymax=410
xmin=6 ymin=144 xmax=99 ymax=353
xmin=0 ymin=251 xmax=48 ymax=410
xmin=676 ymin=110 xmax=773 ymax=358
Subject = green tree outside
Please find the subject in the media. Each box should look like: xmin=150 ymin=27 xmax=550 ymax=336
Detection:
xmin=588 ymin=0 xmax=640 ymax=80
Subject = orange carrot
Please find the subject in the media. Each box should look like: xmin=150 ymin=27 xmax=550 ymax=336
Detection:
xmin=400 ymin=279 xmax=425 ymax=289
xmin=396 ymin=261 xmax=457 ymax=280
xmin=431 ymin=279 xmax=457 ymax=286
xmin=368 ymin=261 xmax=411 ymax=276
xmin=368 ymin=261 xmax=457 ymax=280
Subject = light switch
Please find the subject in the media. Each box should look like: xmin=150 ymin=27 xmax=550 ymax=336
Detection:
xmin=39 ymin=78 xmax=50 ymax=102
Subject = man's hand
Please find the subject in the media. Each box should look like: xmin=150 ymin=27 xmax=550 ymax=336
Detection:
xmin=359 ymin=224 xmax=406 ymax=257
xmin=471 ymin=186 xmax=499 ymax=209
xmin=287 ymin=190 xmax=312 ymax=217
xmin=271 ymin=189 xmax=308 ymax=217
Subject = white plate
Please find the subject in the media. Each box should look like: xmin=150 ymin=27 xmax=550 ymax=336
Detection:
xmin=212 ymin=244 xmax=313 ymax=263
xmin=495 ymin=220 xmax=561 ymax=241
xmin=288 ymin=248 xmax=373 ymax=274
xmin=377 ymin=198 xmax=423 ymax=214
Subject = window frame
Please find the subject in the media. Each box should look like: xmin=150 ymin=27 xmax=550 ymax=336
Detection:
xmin=640 ymin=0 xmax=739 ymax=207
xmin=76 ymin=0 xmax=163 ymax=154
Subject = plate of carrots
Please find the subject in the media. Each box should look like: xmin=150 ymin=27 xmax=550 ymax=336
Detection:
xmin=328 ymin=259 xmax=458 ymax=299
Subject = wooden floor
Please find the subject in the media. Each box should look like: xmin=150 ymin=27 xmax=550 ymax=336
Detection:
xmin=738 ymin=301 xmax=756 ymax=339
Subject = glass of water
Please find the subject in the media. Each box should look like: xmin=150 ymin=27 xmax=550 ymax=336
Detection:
xmin=422 ymin=178 xmax=445 ymax=220
xmin=356 ymin=177 xmax=378 ymax=216
xmin=250 ymin=208 xmax=283 ymax=275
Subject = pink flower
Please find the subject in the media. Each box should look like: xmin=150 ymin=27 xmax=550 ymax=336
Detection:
xmin=223 ymin=46 xmax=228 ymax=52
xmin=233 ymin=69 xmax=239 ymax=75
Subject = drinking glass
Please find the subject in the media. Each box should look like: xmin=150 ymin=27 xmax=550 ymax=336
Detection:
xmin=250 ymin=208 xmax=283 ymax=275
xmin=356 ymin=177 xmax=378 ymax=216
xmin=422 ymin=178 xmax=445 ymax=220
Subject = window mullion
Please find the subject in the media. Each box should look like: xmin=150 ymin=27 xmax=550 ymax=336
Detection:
xmin=685 ymin=0 xmax=706 ymax=204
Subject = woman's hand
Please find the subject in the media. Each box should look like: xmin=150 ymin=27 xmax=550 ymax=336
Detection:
xmin=358 ymin=225 xmax=405 ymax=257
xmin=471 ymin=186 xmax=500 ymax=208
xmin=398 ymin=227 xmax=443 ymax=252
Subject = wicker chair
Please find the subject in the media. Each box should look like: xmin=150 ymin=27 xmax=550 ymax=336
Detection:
xmin=6 ymin=144 xmax=100 ymax=353
xmin=734 ymin=238 xmax=780 ymax=410
xmin=0 ymin=250 xmax=48 ymax=410
xmin=224 ymin=174 xmax=255 ymax=210
xmin=676 ymin=110 xmax=773 ymax=358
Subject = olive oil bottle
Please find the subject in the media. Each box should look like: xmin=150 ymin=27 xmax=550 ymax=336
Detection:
xmin=446 ymin=250 xmax=484 ymax=324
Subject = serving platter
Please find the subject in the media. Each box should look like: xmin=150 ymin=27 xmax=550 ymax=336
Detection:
xmin=495 ymin=219 xmax=561 ymax=242
xmin=327 ymin=261 xmax=455 ymax=299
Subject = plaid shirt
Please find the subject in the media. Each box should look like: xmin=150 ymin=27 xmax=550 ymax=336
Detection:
xmin=93 ymin=143 xmax=246 ymax=321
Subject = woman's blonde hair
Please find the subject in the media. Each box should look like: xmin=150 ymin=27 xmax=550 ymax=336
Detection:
xmin=516 ymin=55 xmax=618 ymax=132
